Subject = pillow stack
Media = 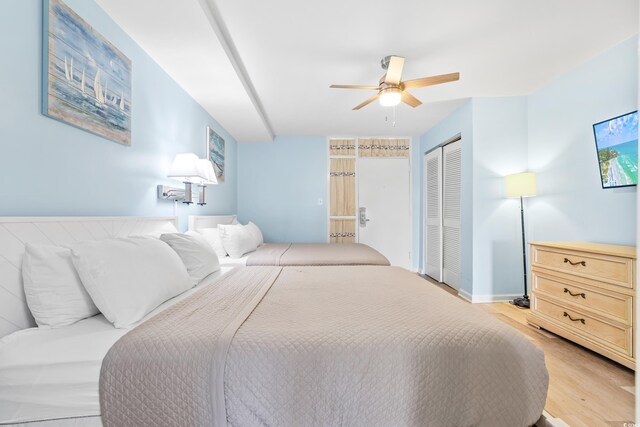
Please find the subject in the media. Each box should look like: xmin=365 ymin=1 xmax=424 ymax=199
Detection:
xmin=218 ymin=224 xmax=258 ymax=258
xmin=21 ymin=232 xmax=223 ymax=330
xmin=194 ymin=221 xmax=264 ymax=259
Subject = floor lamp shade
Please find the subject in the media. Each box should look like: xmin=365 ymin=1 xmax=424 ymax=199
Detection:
xmin=505 ymin=172 xmax=537 ymax=198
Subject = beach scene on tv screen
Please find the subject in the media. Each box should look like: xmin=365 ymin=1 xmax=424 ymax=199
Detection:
xmin=594 ymin=112 xmax=638 ymax=188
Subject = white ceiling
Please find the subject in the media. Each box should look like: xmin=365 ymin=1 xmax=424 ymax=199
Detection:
xmin=97 ymin=0 xmax=638 ymax=142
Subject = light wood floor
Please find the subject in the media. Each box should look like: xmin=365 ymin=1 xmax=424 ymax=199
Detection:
xmin=422 ymin=276 xmax=635 ymax=427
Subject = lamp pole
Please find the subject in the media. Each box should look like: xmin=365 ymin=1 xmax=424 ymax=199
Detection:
xmin=512 ymin=195 xmax=530 ymax=308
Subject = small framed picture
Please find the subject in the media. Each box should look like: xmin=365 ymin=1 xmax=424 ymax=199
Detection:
xmin=206 ymin=127 xmax=225 ymax=183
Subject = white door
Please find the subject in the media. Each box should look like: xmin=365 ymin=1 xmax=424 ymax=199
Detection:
xmin=424 ymin=148 xmax=443 ymax=281
xmin=442 ymin=141 xmax=462 ymax=289
xmin=358 ymin=157 xmax=411 ymax=269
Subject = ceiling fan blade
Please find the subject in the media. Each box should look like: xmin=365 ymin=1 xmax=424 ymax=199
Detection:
xmin=330 ymin=84 xmax=381 ymax=90
xmin=401 ymin=91 xmax=422 ymax=108
xmin=402 ymin=72 xmax=460 ymax=90
xmin=383 ymin=56 xmax=405 ymax=85
xmin=353 ymin=93 xmax=380 ymax=110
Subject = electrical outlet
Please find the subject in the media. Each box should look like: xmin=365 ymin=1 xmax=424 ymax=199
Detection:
xmin=317 ymin=198 xmax=324 ymax=206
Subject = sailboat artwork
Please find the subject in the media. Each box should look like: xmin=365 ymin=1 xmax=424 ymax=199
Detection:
xmin=43 ymin=0 xmax=131 ymax=146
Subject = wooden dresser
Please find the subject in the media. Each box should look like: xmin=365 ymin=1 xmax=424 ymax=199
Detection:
xmin=527 ymin=242 xmax=637 ymax=369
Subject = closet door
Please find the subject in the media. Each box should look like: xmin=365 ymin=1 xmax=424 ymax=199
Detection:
xmin=442 ymin=140 xmax=462 ymax=289
xmin=424 ymin=148 xmax=443 ymax=281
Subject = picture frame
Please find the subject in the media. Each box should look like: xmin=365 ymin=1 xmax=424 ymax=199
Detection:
xmin=592 ymin=110 xmax=638 ymax=189
xmin=207 ymin=127 xmax=225 ymax=183
xmin=43 ymin=0 xmax=132 ymax=146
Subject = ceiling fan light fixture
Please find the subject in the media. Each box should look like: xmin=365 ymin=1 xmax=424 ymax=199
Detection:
xmin=379 ymin=87 xmax=402 ymax=107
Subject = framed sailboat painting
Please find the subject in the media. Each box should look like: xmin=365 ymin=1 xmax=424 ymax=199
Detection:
xmin=43 ymin=0 xmax=132 ymax=146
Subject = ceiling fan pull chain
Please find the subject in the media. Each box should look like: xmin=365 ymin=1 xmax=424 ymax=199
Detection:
xmin=392 ymin=105 xmax=397 ymax=127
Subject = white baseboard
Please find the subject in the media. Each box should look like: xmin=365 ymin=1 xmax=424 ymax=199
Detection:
xmin=458 ymin=288 xmax=473 ymax=302
xmin=457 ymin=289 xmax=520 ymax=304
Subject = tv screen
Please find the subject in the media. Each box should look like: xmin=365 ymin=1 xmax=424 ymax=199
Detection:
xmin=593 ymin=111 xmax=638 ymax=189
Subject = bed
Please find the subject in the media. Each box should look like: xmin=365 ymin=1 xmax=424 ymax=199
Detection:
xmin=189 ymin=215 xmax=391 ymax=267
xmin=0 ymin=216 xmax=549 ymax=427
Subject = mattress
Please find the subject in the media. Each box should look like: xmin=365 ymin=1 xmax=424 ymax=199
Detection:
xmin=0 ymin=267 xmax=235 ymax=426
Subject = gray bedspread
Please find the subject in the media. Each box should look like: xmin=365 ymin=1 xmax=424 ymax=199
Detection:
xmin=246 ymin=243 xmax=390 ymax=266
xmin=100 ymin=266 xmax=548 ymax=427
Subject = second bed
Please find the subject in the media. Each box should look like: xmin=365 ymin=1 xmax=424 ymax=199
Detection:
xmin=189 ymin=215 xmax=390 ymax=267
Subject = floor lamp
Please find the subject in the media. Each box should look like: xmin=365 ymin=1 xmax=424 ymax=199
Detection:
xmin=505 ymin=172 xmax=537 ymax=308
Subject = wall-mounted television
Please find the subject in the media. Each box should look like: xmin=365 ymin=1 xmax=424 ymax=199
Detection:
xmin=593 ymin=111 xmax=638 ymax=189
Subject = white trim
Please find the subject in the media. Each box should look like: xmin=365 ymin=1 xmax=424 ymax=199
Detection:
xmin=458 ymin=288 xmax=473 ymax=302
xmin=188 ymin=214 xmax=237 ymax=231
xmin=0 ymin=216 xmax=177 ymax=225
xmin=457 ymin=289 xmax=521 ymax=304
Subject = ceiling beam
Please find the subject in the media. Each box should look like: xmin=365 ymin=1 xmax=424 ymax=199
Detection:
xmin=198 ymin=0 xmax=275 ymax=141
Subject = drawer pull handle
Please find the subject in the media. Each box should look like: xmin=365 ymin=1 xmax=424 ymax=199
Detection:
xmin=563 ymin=311 xmax=586 ymax=324
xmin=564 ymin=257 xmax=586 ymax=267
xmin=563 ymin=288 xmax=586 ymax=299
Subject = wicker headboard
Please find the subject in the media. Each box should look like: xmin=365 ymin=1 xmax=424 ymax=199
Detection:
xmin=0 ymin=216 xmax=178 ymax=339
xmin=188 ymin=215 xmax=237 ymax=231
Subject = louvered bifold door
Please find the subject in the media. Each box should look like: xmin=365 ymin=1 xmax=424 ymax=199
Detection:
xmin=424 ymin=148 xmax=443 ymax=281
xmin=442 ymin=140 xmax=462 ymax=290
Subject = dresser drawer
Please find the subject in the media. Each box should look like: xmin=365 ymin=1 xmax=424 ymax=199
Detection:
xmin=532 ymin=295 xmax=632 ymax=357
xmin=532 ymin=246 xmax=634 ymax=288
xmin=532 ymin=271 xmax=633 ymax=325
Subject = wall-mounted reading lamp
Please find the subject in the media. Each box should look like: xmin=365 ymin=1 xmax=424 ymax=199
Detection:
xmin=158 ymin=153 xmax=217 ymax=205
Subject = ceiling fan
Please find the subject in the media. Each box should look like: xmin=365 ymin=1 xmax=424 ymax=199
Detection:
xmin=330 ymin=55 xmax=459 ymax=110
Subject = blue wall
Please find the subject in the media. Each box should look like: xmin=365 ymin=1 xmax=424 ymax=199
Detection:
xmin=528 ymin=36 xmax=637 ymax=245
xmin=471 ymin=97 xmax=529 ymax=297
xmin=419 ymin=100 xmax=474 ymax=293
xmin=0 ymin=0 xmax=237 ymax=230
xmin=237 ymin=136 xmax=327 ymax=243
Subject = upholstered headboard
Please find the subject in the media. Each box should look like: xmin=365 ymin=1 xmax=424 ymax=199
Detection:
xmin=188 ymin=215 xmax=237 ymax=232
xmin=0 ymin=216 xmax=178 ymax=339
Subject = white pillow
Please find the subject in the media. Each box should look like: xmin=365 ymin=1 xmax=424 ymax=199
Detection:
xmin=218 ymin=224 xmax=258 ymax=258
xmin=245 ymin=222 xmax=264 ymax=246
xmin=198 ymin=227 xmax=227 ymax=258
xmin=22 ymin=244 xmax=99 ymax=328
xmin=161 ymin=233 xmax=220 ymax=285
xmin=70 ymin=236 xmax=192 ymax=328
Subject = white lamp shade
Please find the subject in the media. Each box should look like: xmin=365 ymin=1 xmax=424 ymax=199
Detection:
xmin=167 ymin=153 xmax=217 ymax=184
xmin=505 ymin=172 xmax=537 ymax=198
xmin=167 ymin=153 xmax=199 ymax=182
xmin=196 ymin=159 xmax=218 ymax=184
